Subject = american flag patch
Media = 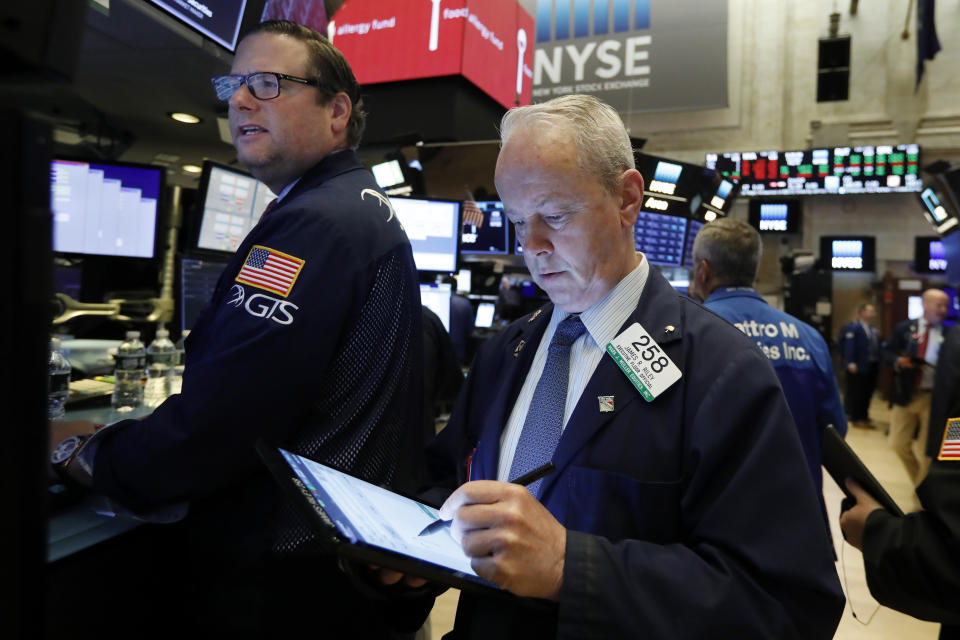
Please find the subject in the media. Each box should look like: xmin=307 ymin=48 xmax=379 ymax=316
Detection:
xmin=235 ymin=245 xmax=304 ymax=297
xmin=939 ymin=417 xmax=960 ymax=461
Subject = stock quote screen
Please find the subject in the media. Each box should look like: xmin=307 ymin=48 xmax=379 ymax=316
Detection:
xmin=705 ymin=145 xmax=921 ymax=196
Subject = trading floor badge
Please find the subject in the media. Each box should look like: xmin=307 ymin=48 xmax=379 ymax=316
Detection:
xmin=598 ymin=396 xmax=615 ymax=412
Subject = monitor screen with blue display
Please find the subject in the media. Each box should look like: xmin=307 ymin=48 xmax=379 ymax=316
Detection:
xmin=461 ymin=200 xmax=509 ymax=255
xmin=748 ymin=199 xmax=802 ymax=234
xmin=50 ymin=159 xmax=164 ymax=259
xmin=634 ymin=210 xmax=687 ymax=267
xmin=682 ymin=220 xmax=704 ymax=268
xmin=820 ymin=236 xmax=876 ymax=271
xmin=917 ymin=187 xmax=959 ymax=236
xmin=389 ymin=196 xmax=461 ymax=273
xmin=914 ymin=236 xmax=947 ymax=273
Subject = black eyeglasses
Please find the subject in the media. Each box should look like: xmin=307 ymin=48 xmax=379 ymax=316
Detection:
xmin=211 ymin=72 xmax=323 ymax=101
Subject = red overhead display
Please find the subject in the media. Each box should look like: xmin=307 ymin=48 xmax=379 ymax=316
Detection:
xmin=331 ymin=0 xmax=533 ymax=109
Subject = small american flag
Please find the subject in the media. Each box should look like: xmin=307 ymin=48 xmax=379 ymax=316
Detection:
xmin=235 ymin=245 xmax=304 ymax=297
xmin=940 ymin=418 xmax=960 ymax=460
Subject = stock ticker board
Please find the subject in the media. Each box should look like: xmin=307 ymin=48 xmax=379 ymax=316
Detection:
xmin=705 ymin=145 xmax=921 ymax=196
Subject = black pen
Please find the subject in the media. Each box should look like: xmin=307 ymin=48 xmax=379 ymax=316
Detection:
xmin=417 ymin=461 xmax=557 ymax=537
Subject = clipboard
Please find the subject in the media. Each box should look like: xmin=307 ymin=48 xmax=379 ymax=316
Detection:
xmin=821 ymin=425 xmax=904 ymax=517
xmin=257 ymin=442 xmax=515 ymax=598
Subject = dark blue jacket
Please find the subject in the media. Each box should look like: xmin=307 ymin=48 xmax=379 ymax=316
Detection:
xmin=703 ymin=287 xmax=848 ymax=504
xmin=91 ymin=150 xmax=423 ymax=553
xmin=426 ymin=268 xmax=844 ymax=639
xmin=884 ymin=318 xmax=931 ymax=406
xmin=841 ymin=320 xmax=880 ymax=371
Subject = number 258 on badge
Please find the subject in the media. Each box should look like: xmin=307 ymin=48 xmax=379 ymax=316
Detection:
xmin=605 ymin=323 xmax=681 ymax=402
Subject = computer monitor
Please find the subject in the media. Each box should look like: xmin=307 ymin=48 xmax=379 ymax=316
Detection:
xmin=748 ymin=199 xmax=802 ymax=233
xmin=146 ymin=0 xmax=248 ymax=51
xmin=179 ymin=256 xmax=230 ymax=333
xmin=420 ymin=282 xmax=452 ymax=331
xmin=820 ymin=236 xmax=876 ymax=271
xmin=50 ymin=158 xmax=164 ymax=259
xmin=371 ymin=159 xmax=406 ymax=188
xmin=917 ymin=186 xmax=959 ymax=236
xmin=474 ymin=302 xmax=495 ymax=329
xmin=634 ymin=210 xmax=687 ymax=267
xmin=194 ymin=161 xmax=275 ymax=255
xmin=682 ymin=219 xmax=704 ymax=268
xmin=389 ymin=196 xmax=461 ymax=273
xmin=461 ymin=200 xmax=509 ymax=255
xmin=914 ymin=236 xmax=947 ymax=273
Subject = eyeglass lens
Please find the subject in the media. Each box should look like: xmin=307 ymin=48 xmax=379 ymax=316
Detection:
xmin=213 ymin=73 xmax=281 ymax=101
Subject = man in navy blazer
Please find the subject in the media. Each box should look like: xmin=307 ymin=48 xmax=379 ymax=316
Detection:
xmin=841 ymin=302 xmax=881 ymax=428
xmin=410 ymin=95 xmax=844 ymax=638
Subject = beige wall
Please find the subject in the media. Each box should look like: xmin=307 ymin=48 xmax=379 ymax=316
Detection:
xmin=413 ymin=0 xmax=960 ymax=339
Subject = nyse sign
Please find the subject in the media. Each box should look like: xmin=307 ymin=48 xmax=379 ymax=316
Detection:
xmin=532 ymin=0 xmax=728 ymax=114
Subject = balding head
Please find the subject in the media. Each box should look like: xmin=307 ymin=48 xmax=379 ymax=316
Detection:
xmin=922 ymin=288 xmax=949 ymax=325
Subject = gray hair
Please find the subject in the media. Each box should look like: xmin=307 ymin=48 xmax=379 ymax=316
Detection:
xmin=499 ymin=94 xmax=635 ymax=194
xmin=692 ymin=218 xmax=762 ymax=286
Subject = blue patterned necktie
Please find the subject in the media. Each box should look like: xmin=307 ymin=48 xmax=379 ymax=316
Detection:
xmin=508 ymin=314 xmax=586 ymax=498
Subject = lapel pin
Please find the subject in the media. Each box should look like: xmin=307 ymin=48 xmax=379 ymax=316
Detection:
xmin=528 ymin=309 xmax=542 ymax=323
xmin=598 ymin=395 xmax=615 ymax=412
xmin=664 ymin=325 xmax=675 ymax=334
xmin=514 ymin=339 xmax=526 ymax=358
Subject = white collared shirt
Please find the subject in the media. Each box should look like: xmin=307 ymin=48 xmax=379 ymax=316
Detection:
xmin=917 ymin=317 xmax=943 ymax=390
xmin=496 ymin=256 xmax=650 ymax=481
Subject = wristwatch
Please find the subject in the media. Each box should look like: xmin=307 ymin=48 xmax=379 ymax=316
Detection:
xmin=51 ymin=434 xmax=91 ymax=484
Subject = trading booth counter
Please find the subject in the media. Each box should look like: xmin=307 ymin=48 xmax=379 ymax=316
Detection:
xmin=47 ymin=404 xmax=151 ymax=562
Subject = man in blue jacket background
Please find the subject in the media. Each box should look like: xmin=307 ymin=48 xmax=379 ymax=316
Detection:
xmin=840 ymin=302 xmax=881 ymax=428
xmin=689 ymin=217 xmax=848 ymax=533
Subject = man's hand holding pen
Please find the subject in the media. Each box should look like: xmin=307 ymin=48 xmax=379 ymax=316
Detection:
xmin=439 ymin=479 xmax=566 ymax=599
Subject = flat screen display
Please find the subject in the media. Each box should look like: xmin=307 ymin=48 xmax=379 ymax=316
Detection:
xmin=917 ymin=187 xmax=959 ymax=236
xmin=420 ymin=282 xmax=452 ymax=331
xmin=461 ymin=200 xmax=509 ymax=255
xmin=820 ymin=236 xmax=876 ymax=271
xmin=633 ymin=210 xmax=687 ymax=267
xmin=474 ymin=302 xmax=495 ymax=328
xmin=390 ymin=197 xmax=460 ymax=273
xmin=50 ymin=159 xmax=163 ymax=259
xmin=706 ymin=145 xmax=921 ymax=196
xmin=146 ymin=0 xmax=247 ymax=51
xmin=748 ymin=199 xmax=802 ymax=234
xmin=179 ymin=256 xmax=229 ymax=332
xmin=195 ymin=162 xmax=275 ymax=255
xmin=914 ymin=236 xmax=947 ymax=273
xmin=682 ymin=220 xmax=704 ymax=268
xmin=371 ymin=159 xmax=405 ymax=188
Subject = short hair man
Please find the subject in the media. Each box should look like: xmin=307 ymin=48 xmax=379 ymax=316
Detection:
xmin=840 ymin=302 xmax=881 ymax=428
xmin=883 ymin=288 xmax=950 ymax=487
xmin=689 ymin=217 xmax=848 ymax=532
xmin=49 ymin=21 xmax=424 ymax=636
xmin=420 ymin=95 xmax=844 ymax=638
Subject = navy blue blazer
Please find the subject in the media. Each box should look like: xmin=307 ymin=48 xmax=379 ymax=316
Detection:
xmin=91 ymin=150 xmax=424 ymax=553
xmin=841 ymin=320 xmax=879 ymax=371
xmin=426 ymin=267 xmax=845 ymax=639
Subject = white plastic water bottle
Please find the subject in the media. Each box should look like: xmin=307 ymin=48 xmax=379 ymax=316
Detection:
xmin=48 ymin=336 xmax=72 ymax=420
xmin=168 ymin=329 xmax=189 ymax=396
xmin=112 ymin=330 xmax=145 ymax=412
xmin=144 ymin=328 xmax=177 ymax=408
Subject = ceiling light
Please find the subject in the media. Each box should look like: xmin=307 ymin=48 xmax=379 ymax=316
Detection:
xmin=169 ymin=112 xmax=201 ymax=124
xmin=182 ymin=164 xmax=203 ymax=174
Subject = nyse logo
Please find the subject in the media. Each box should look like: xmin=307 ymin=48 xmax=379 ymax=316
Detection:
xmin=533 ymin=0 xmax=652 ymax=96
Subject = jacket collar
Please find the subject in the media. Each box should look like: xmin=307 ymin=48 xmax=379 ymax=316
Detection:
xmin=471 ymin=267 xmax=687 ymax=496
xmin=282 ymin=149 xmax=364 ymax=205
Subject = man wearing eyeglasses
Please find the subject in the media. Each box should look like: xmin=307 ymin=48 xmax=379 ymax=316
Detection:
xmin=49 ymin=21 xmax=426 ymax=638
